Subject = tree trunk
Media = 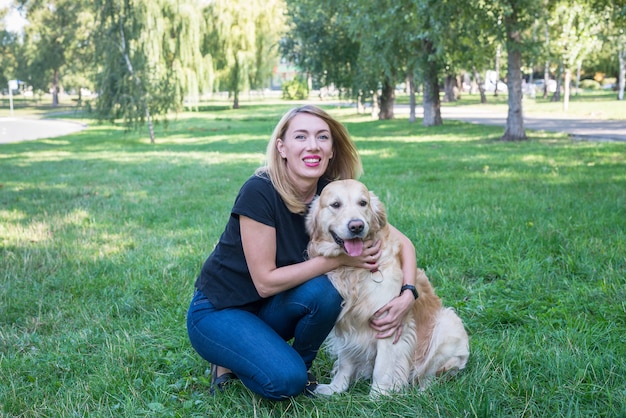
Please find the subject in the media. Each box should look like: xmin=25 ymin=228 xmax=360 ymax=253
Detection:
xmin=52 ymin=69 xmax=59 ymax=107
xmin=575 ymin=61 xmax=582 ymax=96
xmin=357 ymin=90 xmax=365 ymax=114
xmin=422 ymin=47 xmax=442 ymax=127
xmin=543 ymin=25 xmax=550 ymax=99
xmin=494 ymin=44 xmax=501 ymax=97
xmin=563 ymin=67 xmax=572 ymax=111
xmin=233 ymin=89 xmax=239 ymax=109
xmin=618 ymin=42 xmax=625 ymax=101
xmin=473 ymin=66 xmax=487 ymax=103
xmin=551 ymin=62 xmax=562 ymax=102
xmin=232 ymin=57 xmax=240 ymax=109
xmin=371 ymin=90 xmax=379 ymax=119
xmin=119 ymin=21 xmax=155 ymax=143
xmin=501 ymin=24 xmax=527 ymax=141
xmin=443 ymin=74 xmax=458 ymax=102
xmin=408 ymin=72 xmax=416 ymax=123
xmin=543 ymin=61 xmax=550 ymax=99
xmin=528 ymin=63 xmax=536 ymax=99
xmin=378 ymin=78 xmax=395 ymax=120
xmin=145 ymin=106 xmax=155 ymax=144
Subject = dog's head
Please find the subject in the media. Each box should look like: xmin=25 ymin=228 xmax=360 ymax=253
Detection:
xmin=306 ymin=179 xmax=387 ymax=257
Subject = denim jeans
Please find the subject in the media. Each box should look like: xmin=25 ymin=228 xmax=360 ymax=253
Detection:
xmin=186 ymin=275 xmax=342 ymax=400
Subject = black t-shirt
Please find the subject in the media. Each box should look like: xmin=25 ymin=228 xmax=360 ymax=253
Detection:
xmin=194 ymin=173 xmax=330 ymax=310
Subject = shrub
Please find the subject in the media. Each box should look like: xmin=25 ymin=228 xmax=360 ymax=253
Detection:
xmin=579 ymin=79 xmax=601 ymax=90
xmin=281 ymin=77 xmax=309 ymax=100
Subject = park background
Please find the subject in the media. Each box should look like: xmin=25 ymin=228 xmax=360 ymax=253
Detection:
xmin=2 ymin=1 xmax=626 ymax=417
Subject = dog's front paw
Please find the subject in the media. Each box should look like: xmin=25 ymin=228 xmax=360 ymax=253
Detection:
xmin=314 ymin=384 xmax=338 ymax=396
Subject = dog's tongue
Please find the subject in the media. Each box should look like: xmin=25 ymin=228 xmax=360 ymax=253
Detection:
xmin=344 ymin=238 xmax=364 ymax=257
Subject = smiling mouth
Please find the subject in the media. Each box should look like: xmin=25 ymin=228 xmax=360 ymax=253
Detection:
xmin=330 ymin=230 xmax=364 ymax=256
xmin=303 ymin=157 xmax=321 ymax=166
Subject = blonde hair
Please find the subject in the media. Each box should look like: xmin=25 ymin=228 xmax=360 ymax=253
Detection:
xmin=256 ymin=105 xmax=363 ymax=214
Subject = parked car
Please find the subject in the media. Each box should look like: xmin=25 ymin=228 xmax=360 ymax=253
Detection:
xmin=533 ymin=79 xmax=557 ymax=93
xmin=483 ymin=80 xmax=508 ymax=93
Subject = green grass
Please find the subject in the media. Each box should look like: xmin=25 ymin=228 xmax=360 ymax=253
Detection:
xmin=1 ymin=100 xmax=625 ymax=417
xmin=393 ymin=89 xmax=626 ymax=120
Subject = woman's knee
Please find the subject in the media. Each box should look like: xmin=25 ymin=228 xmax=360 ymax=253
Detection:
xmin=308 ymin=275 xmax=343 ymax=314
xmin=257 ymin=367 xmax=307 ymax=400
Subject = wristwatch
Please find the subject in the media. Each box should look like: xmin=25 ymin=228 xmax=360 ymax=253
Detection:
xmin=400 ymin=284 xmax=418 ymax=300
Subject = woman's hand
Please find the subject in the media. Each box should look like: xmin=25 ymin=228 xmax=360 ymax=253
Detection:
xmin=369 ymin=224 xmax=417 ymax=343
xmin=369 ymin=290 xmax=414 ymax=343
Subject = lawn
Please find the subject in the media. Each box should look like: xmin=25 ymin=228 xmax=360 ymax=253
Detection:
xmin=1 ymin=99 xmax=625 ymax=417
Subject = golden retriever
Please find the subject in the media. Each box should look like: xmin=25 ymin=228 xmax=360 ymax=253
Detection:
xmin=306 ymin=179 xmax=469 ymax=397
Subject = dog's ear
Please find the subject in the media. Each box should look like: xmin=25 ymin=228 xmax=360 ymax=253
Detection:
xmin=369 ymin=191 xmax=387 ymax=231
xmin=305 ymin=195 xmax=321 ymax=238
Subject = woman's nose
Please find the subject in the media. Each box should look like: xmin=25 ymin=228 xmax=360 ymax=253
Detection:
xmin=305 ymin=135 xmax=319 ymax=149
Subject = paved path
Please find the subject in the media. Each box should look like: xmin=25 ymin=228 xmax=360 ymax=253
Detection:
xmin=399 ymin=106 xmax=626 ymax=142
xmin=0 ymin=117 xmax=87 ymax=144
xmin=1 ymin=106 xmax=625 ymax=144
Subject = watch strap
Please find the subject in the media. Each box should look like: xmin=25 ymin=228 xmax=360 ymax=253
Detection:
xmin=400 ymin=284 xmax=418 ymax=300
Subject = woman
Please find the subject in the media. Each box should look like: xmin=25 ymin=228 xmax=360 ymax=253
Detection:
xmin=187 ymin=105 xmax=417 ymax=400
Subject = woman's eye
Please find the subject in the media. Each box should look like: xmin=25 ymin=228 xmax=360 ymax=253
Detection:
xmin=295 ymin=134 xmax=306 ymax=141
xmin=317 ymin=135 xmax=330 ymax=141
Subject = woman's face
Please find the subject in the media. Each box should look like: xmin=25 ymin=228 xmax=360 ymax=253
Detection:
xmin=276 ymin=113 xmax=334 ymax=185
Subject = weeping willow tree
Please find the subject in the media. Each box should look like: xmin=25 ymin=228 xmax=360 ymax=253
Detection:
xmin=94 ymin=0 xmax=212 ymax=142
xmin=207 ymin=0 xmax=284 ymax=109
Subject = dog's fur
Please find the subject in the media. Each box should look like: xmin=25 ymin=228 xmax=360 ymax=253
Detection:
xmin=306 ymin=179 xmax=469 ymax=397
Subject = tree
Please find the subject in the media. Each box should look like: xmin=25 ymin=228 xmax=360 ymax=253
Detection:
xmin=250 ymin=0 xmax=287 ymax=92
xmin=207 ymin=0 xmax=284 ymax=109
xmin=338 ymin=0 xmax=408 ymax=119
xmin=420 ymin=40 xmax=442 ymax=126
xmin=281 ymin=0 xmax=360 ymax=99
xmin=595 ymin=0 xmax=626 ymax=101
xmin=94 ymin=0 xmax=211 ymax=142
xmin=334 ymin=0 xmax=453 ymax=123
xmin=549 ymin=1 xmax=603 ymax=110
xmin=21 ymin=0 xmax=91 ymax=106
xmin=500 ymin=2 xmax=527 ymax=140
xmin=0 ymin=10 xmax=20 ymax=89
xmin=494 ymin=0 xmax=545 ymax=141
xmin=410 ymin=0 xmax=478 ymax=126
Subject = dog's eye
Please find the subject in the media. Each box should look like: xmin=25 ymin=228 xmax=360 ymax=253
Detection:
xmin=359 ymin=200 xmax=368 ymax=207
xmin=330 ymin=201 xmax=341 ymax=209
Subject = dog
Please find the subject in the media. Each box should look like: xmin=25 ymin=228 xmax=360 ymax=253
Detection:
xmin=305 ymin=179 xmax=469 ymax=397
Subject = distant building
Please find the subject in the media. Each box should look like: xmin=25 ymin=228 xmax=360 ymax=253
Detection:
xmin=271 ymin=61 xmax=300 ymax=90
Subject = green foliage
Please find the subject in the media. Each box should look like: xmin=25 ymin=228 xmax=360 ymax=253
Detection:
xmin=0 ymin=28 xmax=19 ymax=87
xmin=548 ymin=1 xmax=604 ymax=69
xmin=281 ymin=0 xmax=360 ymax=93
xmin=580 ymin=79 xmax=602 ymax=90
xmin=93 ymin=0 xmax=211 ymax=133
xmin=206 ymin=0 xmax=285 ymax=108
xmin=281 ymin=77 xmax=309 ymax=100
xmin=20 ymin=0 xmax=94 ymax=105
xmin=1 ymin=100 xmax=625 ymax=416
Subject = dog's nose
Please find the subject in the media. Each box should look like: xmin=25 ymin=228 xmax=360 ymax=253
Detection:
xmin=348 ymin=219 xmax=364 ymax=234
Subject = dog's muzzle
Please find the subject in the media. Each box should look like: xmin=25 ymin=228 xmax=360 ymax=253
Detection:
xmin=330 ymin=229 xmax=365 ymax=257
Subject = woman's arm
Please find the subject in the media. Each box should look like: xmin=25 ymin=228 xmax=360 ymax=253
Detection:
xmin=369 ymin=224 xmax=417 ymax=342
xmin=240 ymin=216 xmax=381 ymax=298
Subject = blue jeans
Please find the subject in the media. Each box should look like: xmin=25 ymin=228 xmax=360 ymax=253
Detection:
xmin=186 ymin=275 xmax=343 ymax=400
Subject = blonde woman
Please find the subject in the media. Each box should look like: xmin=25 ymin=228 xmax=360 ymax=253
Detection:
xmin=187 ymin=105 xmax=416 ymax=399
